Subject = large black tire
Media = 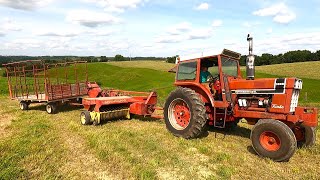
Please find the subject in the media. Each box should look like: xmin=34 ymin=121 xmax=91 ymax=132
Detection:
xmin=46 ymin=103 xmax=58 ymax=114
xmin=251 ymin=119 xmax=297 ymax=162
xmin=19 ymin=101 xmax=29 ymax=111
xmin=164 ymin=87 xmax=207 ymax=139
xmin=297 ymin=125 xmax=316 ymax=147
xmin=80 ymin=111 xmax=92 ymax=125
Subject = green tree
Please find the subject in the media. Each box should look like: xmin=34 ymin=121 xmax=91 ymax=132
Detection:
xmin=114 ymin=54 xmax=126 ymax=61
xmin=166 ymin=56 xmax=177 ymax=63
xmin=100 ymin=56 xmax=108 ymax=62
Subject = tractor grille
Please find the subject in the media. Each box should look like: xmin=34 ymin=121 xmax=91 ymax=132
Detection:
xmin=290 ymin=90 xmax=300 ymax=112
xmin=290 ymin=79 xmax=302 ymax=112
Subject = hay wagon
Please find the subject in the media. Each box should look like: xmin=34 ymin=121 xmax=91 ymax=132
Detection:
xmin=3 ymin=60 xmax=88 ymax=114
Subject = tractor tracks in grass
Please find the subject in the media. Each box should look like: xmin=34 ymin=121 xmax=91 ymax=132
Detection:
xmin=0 ymin=113 xmax=13 ymax=139
xmin=53 ymin=118 xmax=116 ymax=180
xmin=0 ymin=101 xmax=17 ymax=140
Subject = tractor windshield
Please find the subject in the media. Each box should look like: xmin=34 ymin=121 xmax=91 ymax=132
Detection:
xmin=221 ymin=57 xmax=239 ymax=77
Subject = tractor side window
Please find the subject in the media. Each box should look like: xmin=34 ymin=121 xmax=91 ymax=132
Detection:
xmin=177 ymin=61 xmax=197 ymax=80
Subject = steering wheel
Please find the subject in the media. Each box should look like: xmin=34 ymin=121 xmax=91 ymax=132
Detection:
xmin=207 ymin=74 xmax=219 ymax=84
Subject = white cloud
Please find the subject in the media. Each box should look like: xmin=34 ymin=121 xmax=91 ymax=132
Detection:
xmin=86 ymin=29 xmax=114 ymax=36
xmin=66 ymin=10 xmax=121 ymax=27
xmin=5 ymin=38 xmax=43 ymax=50
xmin=37 ymin=32 xmax=79 ymax=37
xmin=82 ymin=0 xmax=147 ymax=13
xmin=242 ymin=21 xmax=261 ymax=29
xmin=253 ymin=3 xmax=296 ymax=24
xmin=195 ymin=3 xmax=209 ymax=10
xmin=155 ymin=35 xmax=186 ymax=43
xmin=267 ymin=28 xmax=273 ymax=34
xmin=249 ymin=32 xmax=320 ymax=55
xmin=273 ymin=12 xmax=296 ymax=24
xmin=188 ymin=28 xmax=212 ymax=40
xmin=2 ymin=18 xmax=22 ymax=31
xmin=156 ymin=22 xmax=213 ymax=43
xmin=212 ymin=20 xmax=222 ymax=27
xmin=166 ymin=22 xmax=192 ymax=35
xmin=0 ymin=0 xmax=53 ymax=10
xmin=33 ymin=26 xmax=85 ymax=37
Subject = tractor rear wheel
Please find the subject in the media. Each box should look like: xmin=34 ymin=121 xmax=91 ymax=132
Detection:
xmin=251 ymin=119 xmax=297 ymax=162
xmin=295 ymin=125 xmax=316 ymax=147
xmin=80 ymin=111 xmax=92 ymax=125
xmin=20 ymin=101 xmax=29 ymax=111
xmin=164 ymin=87 xmax=207 ymax=139
xmin=46 ymin=103 xmax=57 ymax=114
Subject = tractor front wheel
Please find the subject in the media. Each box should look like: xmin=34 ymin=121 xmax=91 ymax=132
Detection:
xmin=251 ymin=119 xmax=297 ymax=162
xmin=294 ymin=125 xmax=316 ymax=147
xmin=164 ymin=87 xmax=207 ymax=139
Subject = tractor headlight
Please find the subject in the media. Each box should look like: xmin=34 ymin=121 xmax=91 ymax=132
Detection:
xmin=294 ymin=79 xmax=303 ymax=90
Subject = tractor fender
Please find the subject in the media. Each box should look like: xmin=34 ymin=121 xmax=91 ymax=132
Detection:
xmin=175 ymin=83 xmax=215 ymax=107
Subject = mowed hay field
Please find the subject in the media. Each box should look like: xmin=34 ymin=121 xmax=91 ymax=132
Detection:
xmin=255 ymin=61 xmax=320 ymax=80
xmin=0 ymin=61 xmax=320 ymax=179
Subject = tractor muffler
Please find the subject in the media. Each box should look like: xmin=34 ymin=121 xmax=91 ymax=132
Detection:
xmin=246 ymin=34 xmax=255 ymax=80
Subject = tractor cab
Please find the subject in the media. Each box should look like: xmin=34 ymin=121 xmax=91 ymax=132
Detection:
xmin=174 ymin=49 xmax=242 ymax=103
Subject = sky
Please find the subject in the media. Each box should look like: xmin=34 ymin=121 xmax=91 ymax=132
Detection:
xmin=0 ymin=0 xmax=320 ymax=57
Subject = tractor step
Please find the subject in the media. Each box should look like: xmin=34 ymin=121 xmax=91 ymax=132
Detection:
xmin=213 ymin=107 xmax=227 ymax=128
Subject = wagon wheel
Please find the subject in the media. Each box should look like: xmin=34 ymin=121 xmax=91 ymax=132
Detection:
xmin=251 ymin=119 xmax=297 ymax=162
xmin=46 ymin=103 xmax=58 ymax=114
xmin=19 ymin=101 xmax=29 ymax=111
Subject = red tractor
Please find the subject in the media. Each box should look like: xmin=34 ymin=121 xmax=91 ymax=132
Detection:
xmin=164 ymin=35 xmax=318 ymax=162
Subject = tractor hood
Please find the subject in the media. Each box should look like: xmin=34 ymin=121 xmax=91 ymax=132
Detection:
xmin=228 ymin=77 xmax=303 ymax=94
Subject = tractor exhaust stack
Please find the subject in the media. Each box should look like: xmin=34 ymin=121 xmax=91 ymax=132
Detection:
xmin=246 ymin=34 xmax=255 ymax=80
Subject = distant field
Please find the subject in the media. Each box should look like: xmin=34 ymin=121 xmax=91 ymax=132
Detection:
xmin=108 ymin=61 xmax=175 ymax=72
xmin=0 ymin=61 xmax=319 ymax=179
xmin=256 ymin=61 xmax=320 ymax=80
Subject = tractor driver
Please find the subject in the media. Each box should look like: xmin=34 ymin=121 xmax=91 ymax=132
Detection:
xmin=200 ymin=66 xmax=213 ymax=83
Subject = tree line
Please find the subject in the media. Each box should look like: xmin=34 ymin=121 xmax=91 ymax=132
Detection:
xmin=0 ymin=55 xmax=167 ymax=67
xmin=239 ymin=50 xmax=320 ymax=66
xmin=1 ymin=49 xmax=320 ymax=67
xmin=166 ymin=50 xmax=320 ymax=65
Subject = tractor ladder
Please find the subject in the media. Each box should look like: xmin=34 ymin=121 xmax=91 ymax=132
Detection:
xmin=213 ymin=75 xmax=233 ymax=129
xmin=213 ymin=107 xmax=227 ymax=128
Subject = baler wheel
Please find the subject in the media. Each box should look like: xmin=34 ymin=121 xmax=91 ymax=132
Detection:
xmin=296 ymin=125 xmax=316 ymax=147
xmin=20 ymin=101 xmax=29 ymax=111
xmin=80 ymin=111 xmax=92 ymax=125
xmin=251 ymin=119 xmax=297 ymax=162
xmin=46 ymin=103 xmax=57 ymax=114
xmin=164 ymin=87 xmax=207 ymax=139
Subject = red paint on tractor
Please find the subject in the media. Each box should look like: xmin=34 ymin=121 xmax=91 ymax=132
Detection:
xmin=259 ymin=131 xmax=281 ymax=152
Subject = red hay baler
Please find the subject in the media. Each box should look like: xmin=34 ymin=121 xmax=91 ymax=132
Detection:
xmin=80 ymin=84 xmax=162 ymax=125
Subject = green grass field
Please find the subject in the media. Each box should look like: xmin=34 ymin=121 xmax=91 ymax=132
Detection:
xmin=0 ymin=61 xmax=319 ymax=179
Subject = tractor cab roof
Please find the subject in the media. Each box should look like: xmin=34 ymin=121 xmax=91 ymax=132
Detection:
xmin=168 ymin=49 xmax=241 ymax=73
xmin=176 ymin=49 xmax=241 ymax=64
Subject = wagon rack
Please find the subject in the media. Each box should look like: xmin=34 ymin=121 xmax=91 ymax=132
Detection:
xmin=3 ymin=60 xmax=89 ymax=114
